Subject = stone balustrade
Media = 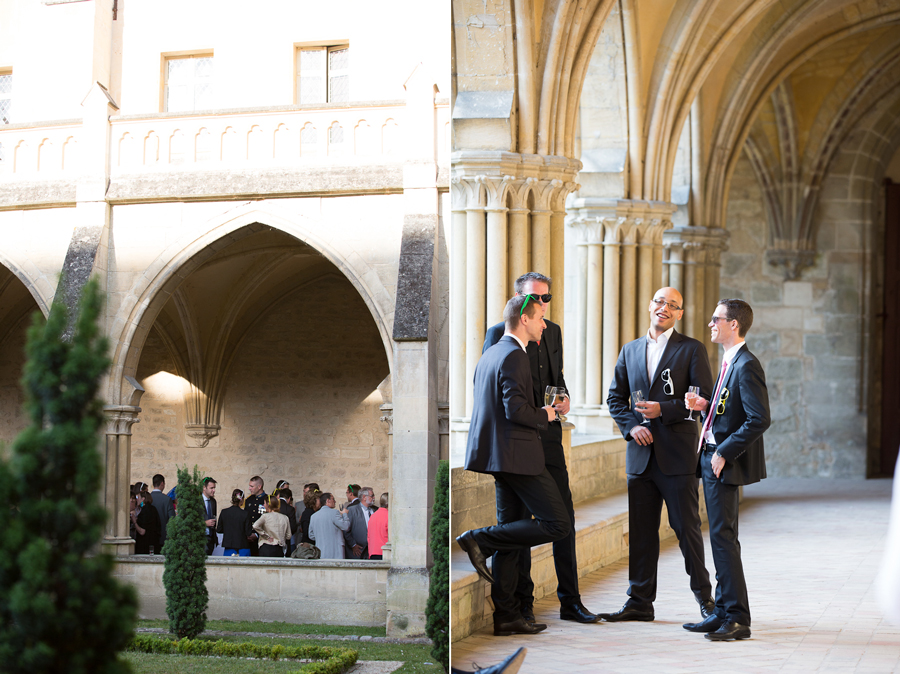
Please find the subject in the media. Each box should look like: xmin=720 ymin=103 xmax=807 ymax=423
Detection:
xmin=0 ymin=100 xmax=451 ymax=178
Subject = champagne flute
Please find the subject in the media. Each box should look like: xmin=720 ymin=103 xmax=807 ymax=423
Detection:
xmin=684 ymin=385 xmax=701 ymax=421
xmin=632 ymin=390 xmax=651 ymax=426
xmin=555 ymin=387 xmax=569 ymax=422
xmin=544 ymin=386 xmax=559 ymax=421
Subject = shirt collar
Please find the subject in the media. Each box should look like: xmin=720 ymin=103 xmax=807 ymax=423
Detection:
xmin=505 ymin=332 xmax=527 ymax=351
xmin=647 ymin=326 xmax=674 ymax=344
xmin=722 ymin=341 xmax=745 ymax=366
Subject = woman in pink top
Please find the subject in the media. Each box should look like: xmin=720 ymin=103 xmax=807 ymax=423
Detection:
xmin=367 ymin=492 xmax=390 ymax=559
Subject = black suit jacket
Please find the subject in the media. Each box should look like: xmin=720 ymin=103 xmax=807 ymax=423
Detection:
xmin=607 ymin=330 xmax=714 ymax=475
xmin=701 ymin=344 xmax=770 ymax=486
xmin=150 ymin=490 xmax=175 ymax=548
xmin=465 ymin=335 xmax=549 ymax=475
xmin=216 ymin=504 xmax=253 ymax=550
xmin=202 ymin=496 xmax=218 ymax=551
xmin=484 ymin=319 xmax=567 ymax=456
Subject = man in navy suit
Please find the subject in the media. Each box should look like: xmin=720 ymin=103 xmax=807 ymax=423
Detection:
xmin=683 ymin=298 xmax=770 ymax=641
xmin=483 ymin=272 xmax=598 ymax=624
xmin=457 ymin=294 xmax=570 ymax=637
xmin=603 ymin=287 xmax=715 ymax=623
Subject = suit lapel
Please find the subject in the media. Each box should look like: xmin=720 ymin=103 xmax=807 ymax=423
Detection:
xmin=629 ymin=339 xmax=651 ymax=393
xmin=651 ymin=330 xmax=683 ymax=389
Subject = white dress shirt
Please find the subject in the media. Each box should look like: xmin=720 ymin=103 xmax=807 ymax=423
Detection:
xmin=646 ymin=327 xmax=674 ymax=381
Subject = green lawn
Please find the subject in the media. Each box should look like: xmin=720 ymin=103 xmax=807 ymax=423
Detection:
xmin=136 ymin=618 xmax=387 ymax=637
xmin=124 ymin=630 xmax=442 ymax=674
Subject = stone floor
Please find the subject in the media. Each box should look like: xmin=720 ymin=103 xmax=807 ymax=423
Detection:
xmin=450 ymin=478 xmax=900 ymax=673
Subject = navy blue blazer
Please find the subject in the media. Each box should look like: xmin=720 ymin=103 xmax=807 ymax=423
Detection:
xmin=465 ymin=335 xmax=549 ymax=475
xmin=701 ymin=344 xmax=770 ymax=486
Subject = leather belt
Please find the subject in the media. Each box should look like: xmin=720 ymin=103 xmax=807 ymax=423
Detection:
xmin=700 ymin=441 xmax=717 ymax=454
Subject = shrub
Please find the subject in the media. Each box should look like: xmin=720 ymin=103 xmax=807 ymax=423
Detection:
xmin=0 ymin=279 xmax=139 ymax=674
xmin=127 ymin=634 xmax=358 ymax=674
xmin=425 ymin=459 xmax=449 ymax=671
xmin=162 ymin=465 xmax=208 ymax=638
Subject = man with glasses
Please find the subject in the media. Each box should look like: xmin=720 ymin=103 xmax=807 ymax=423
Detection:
xmin=458 ymin=293 xmax=569 ymax=636
xmin=602 ymin=287 xmax=715 ymax=623
xmin=682 ymin=299 xmax=769 ymax=641
xmin=482 ymin=272 xmax=599 ymax=624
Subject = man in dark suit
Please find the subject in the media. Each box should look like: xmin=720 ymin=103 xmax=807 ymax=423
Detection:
xmin=457 ymin=294 xmax=570 ymax=637
xmin=277 ymin=488 xmax=299 ymax=556
xmin=244 ymin=475 xmax=267 ymax=556
xmin=344 ymin=487 xmax=378 ymax=558
xmin=150 ymin=473 xmax=176 ymax=553
xmin=483 ymin=272 xmax=598 ymax=624
xmin=201 ymin=477 xmax=218 ymax=555
xmin=603 ymin=287 xmax=715 ymax=622
xmin=683 ymin=298 xmax=770 ymax=641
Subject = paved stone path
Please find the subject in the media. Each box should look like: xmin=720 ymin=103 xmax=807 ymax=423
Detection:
xmin=451 ymin=478 xmax=900 ymax=673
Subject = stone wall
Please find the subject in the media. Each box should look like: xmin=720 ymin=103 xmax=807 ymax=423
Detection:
xmin=0 ymin=314 xmax=29 ymax=449
xmin=131 ymin=274 xmax=391 ymax=499
xmin=114 ymin=557 xmax=389 ymax=625
xmin=721 ymin=152 xmax=869 ymax=477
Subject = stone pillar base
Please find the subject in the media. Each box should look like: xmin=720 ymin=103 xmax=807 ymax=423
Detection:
xmin=102 ymin=536 xmax=135 ymax=556
xmin=385 ymin=566 xmax=431 ymax=637
xmin=569 ymin=407 xmax=619 ymax=436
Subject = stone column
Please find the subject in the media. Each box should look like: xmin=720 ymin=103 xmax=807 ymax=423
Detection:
xmin=102 ymin=376 xmax=144 ymax=556
xmin=569 ymin=218 xmax=605 ymax=412
xmin=507 ymin=178 xmax=534 ymax=290
xmin=484 ymin=176 xmax=512 ymax=325
xmin=464 ymin=178 xmax=486 ymax=417
xmin=550 ymin=182 xmax=577 ymax=336
xmin=663 ymin=226 xmax=730 ymax=342
xmin=449 ymin=180 xmax=468 ymax=450
xmin=618 ymin=218 xmax=639 ymax=347
xmin=530 ymin=179 xmax=558 ymax=320
xmin=601 ymin=217 xmax=623 ymax=398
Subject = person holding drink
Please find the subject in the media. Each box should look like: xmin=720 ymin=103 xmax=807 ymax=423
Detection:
xmin=482 ymin=272 xmax=600 ymax=626
xmin=602 ymin=287 xmax=715 ymax=623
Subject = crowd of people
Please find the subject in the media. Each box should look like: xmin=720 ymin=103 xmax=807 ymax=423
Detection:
xmin=130 ymin=475 xmax=389 ymax=561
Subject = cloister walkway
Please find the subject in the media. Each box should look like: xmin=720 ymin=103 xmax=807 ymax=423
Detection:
xmin=450 ymin=478 xmax=900 ymax=673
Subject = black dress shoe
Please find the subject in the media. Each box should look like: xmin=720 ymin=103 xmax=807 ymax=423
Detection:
xmin=456 ymin=531 xmax=493 ymax=584
xmin=560 ymin=602 xmax=601 ymax=623
xmin=705 ymin=620 xmax=751 ymax=641
xmin=683 ymin=613 xmax=723 ymax=633
xmin=700 ymin=598 xmax=716 ymax=619
xmin=451 ymin=646 xmax=527 ymax=674
xmin=598 ymin=604 xmax=654 ymax=622
xmin=521 ymin=608 xmax=535 ymax=623
xmin=494 ymin=618 xmax=548 ymax=636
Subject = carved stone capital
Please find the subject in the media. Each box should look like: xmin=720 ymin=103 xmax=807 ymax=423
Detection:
xmin=568 ymin=216 xmax=605 ymax=245
xmin=184 ymin=423 xmax=221 ymax=448
xmin=104 ymin=405 xmax=142 ymax=436
xmin=532 ymin=178 xmax=563 ymax=212
xmin=481 ymin=175 xmax=514 ymax=210
xmin=766 ymin=248 xmax=816 ymax=280
xmin=380 ymin=402 xmax=394 ymax=435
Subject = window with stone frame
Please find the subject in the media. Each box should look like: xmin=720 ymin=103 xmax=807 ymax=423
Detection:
xmin=0 ymin=71 xmax=11 ymax=124
xmin=164 ymin=55 xmax=214 ymax=113
xmin=296 ymin=45 xmax=349 ymax=104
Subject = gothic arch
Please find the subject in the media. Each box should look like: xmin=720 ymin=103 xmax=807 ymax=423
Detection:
xmin=106 ymin=202 xmax=395 ymax=407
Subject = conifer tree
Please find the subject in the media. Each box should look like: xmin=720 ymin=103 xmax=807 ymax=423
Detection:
xmin=425 ymin=460 xmax=449 ymax=671
xmin=162 ymin=465 xmax=208 ymax=638
xmin=0 ymin=279 xmax=138 ymax=674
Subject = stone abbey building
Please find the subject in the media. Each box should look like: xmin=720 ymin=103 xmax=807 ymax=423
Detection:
xmin=451 ymin=0 xmax=900 ymax=638
xmin=0 ymin=0 xmax=448 ymax=635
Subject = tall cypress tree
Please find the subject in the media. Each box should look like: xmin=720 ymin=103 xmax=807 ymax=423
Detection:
xmin=425 ymin=460 xmax=449 ymax=671
xmin=0 ymin=279 xmax=138 ymax=674
xmin=162 ymin=465 xmax=208 ymax=639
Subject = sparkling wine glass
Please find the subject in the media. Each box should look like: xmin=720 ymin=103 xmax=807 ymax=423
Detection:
xmin=632 ymin=390 xmax=651 ymax=426
xmin=544 ymin=386 xmax=560 ymax=421
xmin=555 ymin=387 xmax=569 ymax=422
xmin=684 ymin=386 xmax=701 ymax=421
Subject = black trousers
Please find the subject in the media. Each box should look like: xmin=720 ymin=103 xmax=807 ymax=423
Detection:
xmin=514 ymin=452 xmax=580 ymax=609
xmin=625 ymin=449 xmax=711 ymax=607
xmin=701 ymin=451 xmax=751 ymax=625
xmin=473 ymin=469 xmax=570 ymax=622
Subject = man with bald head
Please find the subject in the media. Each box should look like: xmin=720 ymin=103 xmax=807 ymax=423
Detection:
xmin=601 ymin=288 xmax=715 ymax=623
